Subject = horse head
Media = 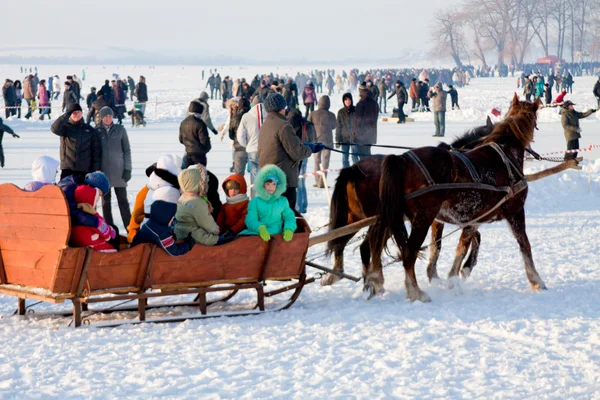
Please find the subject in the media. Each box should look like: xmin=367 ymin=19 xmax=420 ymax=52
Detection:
xmin=486 ymin=93 xmax=539 ymax=149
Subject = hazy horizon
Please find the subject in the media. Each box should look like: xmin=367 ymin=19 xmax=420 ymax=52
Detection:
xmin=5 ymin=0 xmax=462 ymax=62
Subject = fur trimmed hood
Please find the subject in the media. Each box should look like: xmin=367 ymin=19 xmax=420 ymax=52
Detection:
xmin=254 ymin=164 xmax=287 ymax=202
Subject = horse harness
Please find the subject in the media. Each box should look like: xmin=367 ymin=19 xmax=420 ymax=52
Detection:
xmin=404 ymin=142 xmax=527 ymax=202
xmin=402 ymin=143 xmax=528 ymax=250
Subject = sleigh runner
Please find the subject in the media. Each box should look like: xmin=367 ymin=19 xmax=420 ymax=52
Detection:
xmin=0 ymin=183 xmax=316 ymax=327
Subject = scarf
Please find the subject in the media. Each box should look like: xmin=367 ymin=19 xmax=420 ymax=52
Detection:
xmin=226 ymin=193 xmax=249 ymax=205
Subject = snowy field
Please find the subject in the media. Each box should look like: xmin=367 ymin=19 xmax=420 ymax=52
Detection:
xmin=0 ymin=65 xmax=600 ymax=399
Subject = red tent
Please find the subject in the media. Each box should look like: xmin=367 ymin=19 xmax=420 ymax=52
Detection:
xmin=537 ymin=55 xmax=564 ymax=64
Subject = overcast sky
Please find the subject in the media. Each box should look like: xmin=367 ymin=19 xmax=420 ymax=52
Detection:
xmin=6 ymin=0 xmax=462 ymax=61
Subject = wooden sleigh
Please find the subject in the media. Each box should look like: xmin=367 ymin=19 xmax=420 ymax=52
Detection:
xmin=0 ymin=184 xmax=316 ymax=327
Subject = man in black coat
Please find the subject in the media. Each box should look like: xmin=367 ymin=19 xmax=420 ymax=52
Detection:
xmin=86 ymin=87 xmax=97 ymax=109
xmin=0 ymin=118 xmax=20 ymax=168
xmin=179 ymin=101 xmax=211 ymax=167
xmin=352 ymin=83 xmax=379 ymax=163
xmin=448 ymin=85 xmax=460 ymax=109
xmin=51 ymin=104 xmax=102 ymax=180
xmin=420 ymin=79 xmax=430 ymax=111
xmin=2 ymin=80 xmax=16 ymax=118
xmin=134 ymin=75 xmax=148 ymax=115
xmin=388 ymin=81 xmax=409 ymax=123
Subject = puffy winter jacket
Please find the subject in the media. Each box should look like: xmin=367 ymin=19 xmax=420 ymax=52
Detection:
xmin=174 ymin=194 xmax=220 ymax=246
xmin=237 ymin=103 xmax=266 ymax=153
xmin=132 ymin=200 xmax=192 ymax=256
xmin=51 ymin=113 xmax=101 ymax=173
xmin=239 ymin=164 xmax=296 ymax=236
xmin=216 ymin=174 xmax=249 ymax=234
xmin=179 ymin=114 xmax=211 ymax=156
xmin=57 ymin=175 xmax=99 ymax=228
xmin=143 ymin=154 xmax=182 ymax=217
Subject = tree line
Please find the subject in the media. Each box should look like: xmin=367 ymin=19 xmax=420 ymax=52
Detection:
xmin=433 ymin=0 xmax=600 ymax=69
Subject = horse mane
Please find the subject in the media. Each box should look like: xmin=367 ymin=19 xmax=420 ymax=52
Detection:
xmin=450 ymin=116 xmax=495 ymax=150
xmin=483 ymin=97 xmax=538 ymax=148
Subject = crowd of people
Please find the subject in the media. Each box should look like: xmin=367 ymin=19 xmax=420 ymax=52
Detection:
xmin=2 ymin=71 xmax=148 ymax=127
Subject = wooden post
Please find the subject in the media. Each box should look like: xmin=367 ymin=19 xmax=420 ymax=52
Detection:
xmin=138 ymin=298 xmax=146 ymax=321
xmin=17 ymin=298 xmax=26 ymax=316
xmin=72 ymin=299 xmax=82 ymax=328
xmin=256 ymin=285 xmax=265 ymax=311
xmin=319 ymin=163 xmax=331 ymax=205
xmin=198 ymin=292 xmax=207 ymax=315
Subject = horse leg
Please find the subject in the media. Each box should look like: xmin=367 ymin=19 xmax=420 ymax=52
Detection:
xmin=461 ymin=230 xmax=481 ymax=279
xmin=426 ymin=221 xmax=443 ymax=282
xmin=321 ymin=233 xmax=355 ymax=286
xmin=363 ymin=227 xmax=386 ymax=298
xmin=448 ymin=226 xmax=477 ymax=279
xmin=401 ymin=214 xmax=435 ymax=303
xmin=506 ymin=210 xmax=547 ymax=291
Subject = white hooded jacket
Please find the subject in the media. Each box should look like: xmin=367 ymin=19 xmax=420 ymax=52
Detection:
xmin=23 ymin=156 xmax=60 ymax=192
xmin=143 ymin=154 xmax=182 ymax=219
xmin=236 ymin=103 xmax=265 ymax=153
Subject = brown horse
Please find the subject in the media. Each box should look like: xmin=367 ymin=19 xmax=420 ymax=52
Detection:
xmin=368 ymin=95 xmax=546 ymax=302
xmin=322 ymin=117 xmax=495 ymax=286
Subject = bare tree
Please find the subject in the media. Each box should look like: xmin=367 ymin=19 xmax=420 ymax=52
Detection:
xmin=531 ymin=0 xmax=551 ymax=56
xmin=431 ymin=8 xmax=466 ymax=67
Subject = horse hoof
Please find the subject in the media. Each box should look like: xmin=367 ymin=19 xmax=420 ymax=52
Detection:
xmin=461 ymin=267 xmax=472 ymax=279
xmin=532 ymin=281 xmax=548 ymax=291
xmin=447 ymin=276 xmax=464 ymax=295
xmin=363 ymin=282 xmax=385 ymax=299
xmin=407 ymin=289 xmax=431 ymax=303
xmin=427 ymin=272 xmax=440 ymax=282
xmin=320 ymin=273 xmax=341 ymax=286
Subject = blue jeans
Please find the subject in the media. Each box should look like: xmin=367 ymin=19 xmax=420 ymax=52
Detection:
xmin=341 ymin=144 xmax=350 ymax=168
xmin=296 ymin=159 xmax=308 ymax=213
xmin=352 ymin=144 xmax=371 ymax=164
xmin=248 ymin=152 xmax=259 ymax=197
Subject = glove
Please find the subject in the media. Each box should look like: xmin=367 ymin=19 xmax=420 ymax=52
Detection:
xmin=122 ymin=169 xmax=132 ymax=182
xmin=11 ymin=133 xmax=20 ymax=138
xmin=98 ymin=219 xmax=117 ymax=240
xmin=304 ymin=142 xmax=326 ymax=153
xmin=283 ymin=229 xmax=294 ymax=242
xmin=258 ymin=225 xmax=271 ymax=242
xmin=211 ymin=128 xmax=218 ymax=135
xmin=216 ymin=232 xmax=234 ymax=245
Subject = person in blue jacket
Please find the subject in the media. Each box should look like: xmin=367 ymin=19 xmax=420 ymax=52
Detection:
xmin=240 ymin=164 xmax=296 ymax=242
xmin=131 ymin=200 xmax=192 ymax=256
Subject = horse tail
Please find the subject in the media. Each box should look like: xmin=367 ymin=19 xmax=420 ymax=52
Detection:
xmin=370 ymin=154 xmax=408 ymax=257
xmin=326 ymin=166 xmax=355 ymax=257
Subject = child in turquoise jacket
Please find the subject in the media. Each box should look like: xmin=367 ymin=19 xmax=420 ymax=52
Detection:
xmin=241 ymin=164 xmax=296 ymax=241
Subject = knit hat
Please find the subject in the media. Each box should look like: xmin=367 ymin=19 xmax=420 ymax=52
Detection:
xmin=74 ymin=185 xmax=101 ymax=209
xmin=264 ymin=94 xmax=287 ymax=113
xmin=179 ymin=165 xmax=208 ymax=196
xmin=188 ymin=101 xmax=204 ymax=114
xmin=84 ymin=171 xmax=110 ymax=195
xmin=264 ymin=175 xmax=279 ymax=185
xmin=67 ymin=103 xmax=82 ymax=113
xmin=199 ymin=91 xmax=209 ymax=101
xmin=99 ymin=106 xmax=114 ymax=120
xmin=358 ymin=82 xmax=368 ymax=92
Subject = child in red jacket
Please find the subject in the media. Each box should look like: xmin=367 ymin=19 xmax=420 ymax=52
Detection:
xmin=70 ymin=184 xmax=117 ymax=252
xmin=216 ymin=174 xmax=249 ymax=235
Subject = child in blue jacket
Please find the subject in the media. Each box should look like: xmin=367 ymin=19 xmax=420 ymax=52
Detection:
xmin=240 ymin=164 xmax=296 ymax=242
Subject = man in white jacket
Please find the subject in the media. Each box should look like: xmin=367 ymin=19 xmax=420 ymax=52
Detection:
xmin=236 ymin=97 xmax=265 ymax=187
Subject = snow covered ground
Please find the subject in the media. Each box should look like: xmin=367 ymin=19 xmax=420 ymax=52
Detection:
xmin=0 ymin=65 xmax=600 ymax=399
